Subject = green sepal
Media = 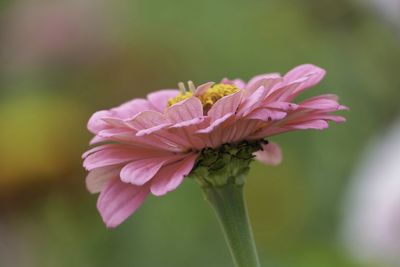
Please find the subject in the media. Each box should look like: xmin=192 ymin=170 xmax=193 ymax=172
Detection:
xmin=187 ymin=140 xmax=264 ymax=187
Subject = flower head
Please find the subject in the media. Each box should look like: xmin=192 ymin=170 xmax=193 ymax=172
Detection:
xmin=83 ymin=64 xmax=347 ymax=227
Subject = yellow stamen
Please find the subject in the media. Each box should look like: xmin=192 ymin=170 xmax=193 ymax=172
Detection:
xmin=167 ymin=83 xmax=239 ymax=109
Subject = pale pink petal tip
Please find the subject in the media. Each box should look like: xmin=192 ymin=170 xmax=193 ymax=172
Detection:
xmin=254 ymin=142 xmax=283 ymax=166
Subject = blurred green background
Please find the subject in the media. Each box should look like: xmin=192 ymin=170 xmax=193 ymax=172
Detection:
xmin=0 ymin=0 xmax=399 ymax=266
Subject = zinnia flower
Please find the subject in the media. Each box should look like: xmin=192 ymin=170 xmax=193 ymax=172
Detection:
xmin=83 ymin=64 xmax=347 ymax=228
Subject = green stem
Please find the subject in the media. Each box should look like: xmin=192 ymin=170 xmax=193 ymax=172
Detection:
xmin=203 ymin=181 xmax=261 ymax=267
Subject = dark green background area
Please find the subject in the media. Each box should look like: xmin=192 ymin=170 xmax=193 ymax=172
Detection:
xmin=0 ymin=0 xmax=399 ymax=266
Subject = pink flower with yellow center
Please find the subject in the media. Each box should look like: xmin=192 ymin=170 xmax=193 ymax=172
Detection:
xmin=83 ymin=64 xmax=347 ymax=228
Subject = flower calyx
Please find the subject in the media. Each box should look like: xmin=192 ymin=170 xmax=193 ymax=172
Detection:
xmin=188 ymin=140 xmax=265 ymax=188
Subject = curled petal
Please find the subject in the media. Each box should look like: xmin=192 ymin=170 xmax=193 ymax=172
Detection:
xmin=254 ymin=142 xmax=282 ymax=166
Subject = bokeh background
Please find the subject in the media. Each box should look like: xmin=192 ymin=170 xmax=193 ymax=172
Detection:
xmin=1 ymin=0 xmax=400 ymax=266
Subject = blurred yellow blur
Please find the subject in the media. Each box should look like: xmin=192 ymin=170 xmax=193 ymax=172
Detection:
xmin=0 ymin=94 xmax=87 ymax=189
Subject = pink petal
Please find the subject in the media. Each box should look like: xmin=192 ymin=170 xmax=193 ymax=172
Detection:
xmin=205 ymin=127 xmax=225 ymax=148
xmin=150 ymin=153 xmax=198 ymax=196
xmin=195 ymin=82 xmax=214 ymax=96
xmin=167 ymin=125 xmax=208 ymax=150
xmin=267 ymin=77 xmax=308 ymax=102
xmin=97 ymin=177 xmax=150 ymax=228
xmin=166 ymin=97 xmax=203 ymax=123
xmin=120 ymin=157 xmax=170 ymax=185
xmin=284 ymin=64 xmax=326 ymax=85
xmin=86 ymin=166 xmax=121 ymax=193
xmin=147 ymin=89 xmax=179 ymax=112
xmin=316 ymin=114 xmax=346 ymax=123
xmin=292 ymin=113 xmax=347 ymax=123
xmin=239 ymin=86 xmax=269 ymax=116
xmin=300 ymin=97 xmax=342 ymax=110
xmin=207 ymin=91 xmax=242 ymax=120
xmin=254 ymin=142 xmax=282 ymax=166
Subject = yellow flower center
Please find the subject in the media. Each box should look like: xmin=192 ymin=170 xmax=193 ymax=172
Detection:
xmin=167 ymin=83 xmax=239 ymax=110
xmin=199 ymin=84 xmax=239 ymax=110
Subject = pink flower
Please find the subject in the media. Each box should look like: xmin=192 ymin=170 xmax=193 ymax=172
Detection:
xmin=83 ymin=64 xmax=347 ymax=227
